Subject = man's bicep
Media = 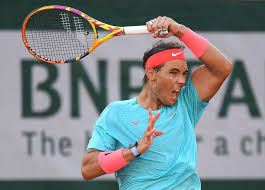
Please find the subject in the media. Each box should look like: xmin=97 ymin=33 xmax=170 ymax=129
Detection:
xmin=191 ymin=65 xmax=225 ymax=102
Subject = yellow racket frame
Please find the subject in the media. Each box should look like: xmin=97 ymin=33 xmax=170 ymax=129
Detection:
xmin=22 ymin=5 xmax=124 ymax=64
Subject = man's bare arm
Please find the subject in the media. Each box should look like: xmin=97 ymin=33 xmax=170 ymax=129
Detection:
xmin=81 ymin=109 xmax=163 ymax=180
xmin=81 ymin=149 xmax=104 ymax=180
xmin=191 ymin=44 xmax=232 ymax=102
xmin=146 ymin=16 xmax=232 ymax=102
xmin=81 ymin=148 xmax=136 ymax=180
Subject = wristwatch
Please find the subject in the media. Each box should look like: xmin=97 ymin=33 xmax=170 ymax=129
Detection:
xmin=129 ymin=141 xmax=141 ymax=157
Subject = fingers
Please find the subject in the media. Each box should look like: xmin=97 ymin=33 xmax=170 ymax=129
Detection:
xmin=147 ymin=108 xmax=153 ymax=131
xmin=155 ymin=17 xmax=169 ymax=36
xmin=146 ymin=20 xmax=154 ymax=32
xmin=154 ymin=111 xmax=160 ymax=121
xmin=148 ymin=108 xmax=152 ymax=123
xmin=146 ymin=129 xmax=164 ymax=138
xmin=148 ymin=16 xmax=169 ymax=35
xmin=145 ymin=128 xmax=156 ymax=137
xmin=147 ymin=108 xmax=154 ymax=130
xmin=154 ymin=130 xmax=163 ymax=136
xmin=137 ymin=111 xmax=163 ymax=154
xmin=147 ymin=16 xmax=180 ymax=38
xmin=147 ymin=109 xmax=160 ymax=131
xmin=153 ymin=16 xmax=166 ymax=32
xmin=152 ymin=16 xmax=166 ymax=33
xmin=152 ymin=32 xmax=172 ymax=39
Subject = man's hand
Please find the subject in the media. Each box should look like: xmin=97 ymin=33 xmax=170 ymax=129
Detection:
xmin=146 ymin=16 xmax=186 ymax=39
xmin=137 ymin=108 xmax=163 ymax=154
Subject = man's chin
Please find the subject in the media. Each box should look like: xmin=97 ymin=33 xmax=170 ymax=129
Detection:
xmin=165 ymin=99 xmax=177 ymax=106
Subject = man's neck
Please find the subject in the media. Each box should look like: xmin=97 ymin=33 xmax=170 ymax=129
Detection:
xmin=137 ymin=84 xmax=164 ymax=111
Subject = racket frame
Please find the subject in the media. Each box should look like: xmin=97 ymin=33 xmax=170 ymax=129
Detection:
xmin=22 ymin=5 xmax=127 ymax=64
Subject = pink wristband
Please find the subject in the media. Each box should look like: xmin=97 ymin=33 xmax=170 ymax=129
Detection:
xmin=179 ymin=28 xmax=208 ymax=58
xmin=98 ymin=148 xmax=129 ymax=174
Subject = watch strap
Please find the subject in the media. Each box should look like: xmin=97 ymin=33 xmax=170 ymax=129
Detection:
xmin=129 ymin=141 xmax=141 ymax=157
xmin=131 ymin=146 xmax=140 ymax=157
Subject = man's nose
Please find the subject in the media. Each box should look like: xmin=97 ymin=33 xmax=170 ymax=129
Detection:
xmin=177 ymin=75 xmax=186 ymax=84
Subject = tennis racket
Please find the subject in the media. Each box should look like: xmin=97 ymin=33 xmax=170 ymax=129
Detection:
xmin=22 ymin=5 xmax=152 ymax=64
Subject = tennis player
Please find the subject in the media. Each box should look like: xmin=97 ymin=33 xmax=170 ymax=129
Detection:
xmin=81 ymin=16 xmax=232 ymax=190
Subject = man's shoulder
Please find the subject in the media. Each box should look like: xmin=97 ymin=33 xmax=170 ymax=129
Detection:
xmin=97 ymin=98 xmax=136 ymax=123
xmin=108 ymin=98 xmax=136 ymax=110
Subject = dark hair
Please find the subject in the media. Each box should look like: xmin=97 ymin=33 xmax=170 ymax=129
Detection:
xmin=142 ymin=40 xmax=185 ymax=85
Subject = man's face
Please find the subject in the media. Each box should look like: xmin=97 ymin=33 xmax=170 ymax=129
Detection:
xmin=151 ymin=60 xmax=188 ymax=106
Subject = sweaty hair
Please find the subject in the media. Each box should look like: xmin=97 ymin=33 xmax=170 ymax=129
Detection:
xmin=142 ymin=40 xmax=185 ymax=85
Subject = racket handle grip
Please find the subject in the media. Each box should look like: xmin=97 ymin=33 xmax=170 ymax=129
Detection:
xmin=123 ymin=25 xmax=150 ymax=35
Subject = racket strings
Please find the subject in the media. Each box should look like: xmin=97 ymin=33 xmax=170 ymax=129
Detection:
xmin=25 ymin=9 xmax=95 ymax=63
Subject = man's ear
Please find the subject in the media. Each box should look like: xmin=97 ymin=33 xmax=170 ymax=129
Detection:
xmin=146 ymin=67 xmax=156 ymax=81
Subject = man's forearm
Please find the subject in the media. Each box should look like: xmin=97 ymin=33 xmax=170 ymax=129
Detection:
xmin=81 ymin=151 xmax=105 ymax=180
xmin=174 ymin=25 xmax=231 ymax=78
xmin=81 ymin=148 xmax=136 ymax=180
